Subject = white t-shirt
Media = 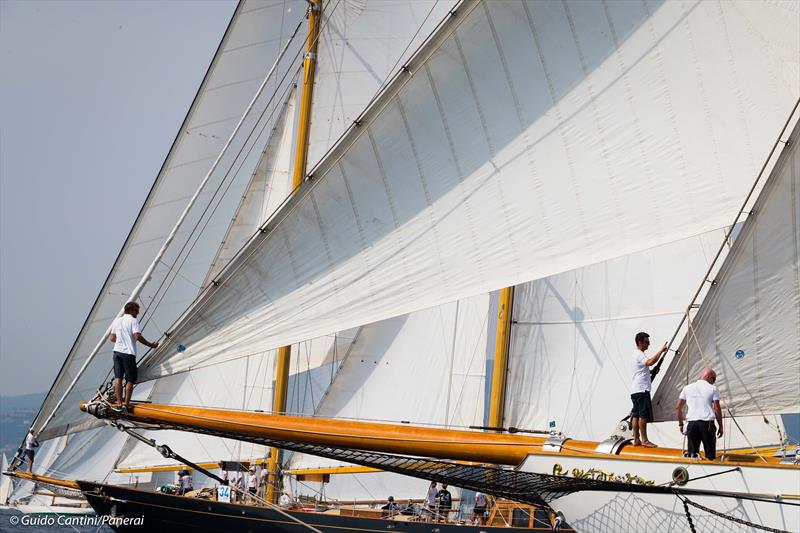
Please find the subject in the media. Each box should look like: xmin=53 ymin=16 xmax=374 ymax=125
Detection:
xmin=631 ymin=350 xmax=651 ymax=393
xmin=474 ymin=492 xmax=487 ymax=507
xmin=25 ymin=432 xmax=38 ymax=451
xmin=180 ymin=474 xmax=193 ymax=490
xmin=426 ymin=486 xmax=438 ymax=506
xmin=679 ymin=379 xmax=720 ymax=421
xmin=111 ymin=314 xmax=142 ymax=355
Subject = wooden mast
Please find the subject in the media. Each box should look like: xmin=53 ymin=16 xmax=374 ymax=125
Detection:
xmin=267 ymin=0 xmax=321 ymax=505
xmin=488 ymin=287 xmax=514 ymax=429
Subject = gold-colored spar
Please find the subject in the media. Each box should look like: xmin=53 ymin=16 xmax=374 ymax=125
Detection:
xmin=5 ymin=471 xmax=80 ymax=490
xmin=79 ymin=402 xmax=795 ymax=469
xmin=114 ymin=463 xmax=379 ymax=476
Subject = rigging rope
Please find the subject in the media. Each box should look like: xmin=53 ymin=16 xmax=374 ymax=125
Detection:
xmin=111 ymin=423 xmax=324 ymax=533
xmin=677 ymin=492 xmax=791 ymax=533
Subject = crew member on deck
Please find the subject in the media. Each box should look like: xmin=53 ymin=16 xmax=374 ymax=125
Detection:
xmin=676 ymin=368 xmax=723 ymax=460
xmin=382 ymin=496 xmax=400 ymax=516
xmin=435 ymin=483 xmax=452 ymax=522
xmin=630 ymin=331 xmax=667 ymax=447
xmin=24 ymin=429 xmax=39 ymax=473
xmin=424 ymin=481 xmax=437 ymax=522
xmin=472 ymin=491 xmax=487 ymax=525
xmin=107 ymin=301 xmax=159 ymax=412
xmin=177 ymin=468 xmax=193 ymax=496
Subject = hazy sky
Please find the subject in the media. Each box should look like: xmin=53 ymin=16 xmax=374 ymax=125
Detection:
xmin=0 ymin=0 xmax=237 ymax=396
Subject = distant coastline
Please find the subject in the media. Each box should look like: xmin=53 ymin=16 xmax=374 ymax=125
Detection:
xmin=0 ymin=392 xmax=45 ymax=457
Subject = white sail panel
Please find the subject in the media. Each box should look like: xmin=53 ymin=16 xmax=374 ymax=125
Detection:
xmin=504 ymin=230 xmax=722 ymax=441
xmin=307 ymin=0 xmax=457 ymax=168
xmin=0 ymin=454 xmax=12 ymax=505
xmin=284 ymin=294 xmax=490 ymax=501
xmin=652 ymin=122 xmax=800 ymax=421
xmin=34 ymin=0 xmax=308 ymax=441
xmin=204 ymin=83 xmax=299 ymax=286
xmin=141 ymin=0 xmax=799 ymax=379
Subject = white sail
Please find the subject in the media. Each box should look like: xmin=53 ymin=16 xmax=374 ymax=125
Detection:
xmin=652 ymin=121 xmax=800 ymax=422
xmin=503 ymin=226 xmax=789 ymax=449
xmin=33 ymin=0 xmax=308 ymax=442
xmin=0 ymin=454 xmax=12 ymax=505
xmin=504 ymin=229 xmax=723 ymax=440
xmin=307 ymin=0 xmax=457 ymax=168
xmin=140 ymin=0 xmax=799 ymax=382
xmin=203 ymin=83 xmax=299 ymax=286
xmin=284 ymin=293 xmax=492 ymax=501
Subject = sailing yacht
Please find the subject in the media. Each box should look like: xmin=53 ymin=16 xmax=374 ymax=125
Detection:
xmin=6 ymin=0 xmax=800 ymax=531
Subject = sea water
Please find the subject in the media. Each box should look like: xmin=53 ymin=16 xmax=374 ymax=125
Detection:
xmin=0 ymin=509 xmax=113 ymax=533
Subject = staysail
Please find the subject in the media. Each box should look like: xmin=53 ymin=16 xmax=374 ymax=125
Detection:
xmin=652 ymin=120 xmax=800 ymax=421
xmin=139 ymin=0 xmax=800 ymax=382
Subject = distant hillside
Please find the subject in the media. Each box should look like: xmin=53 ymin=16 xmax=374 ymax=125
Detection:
xmin=0 ymin=392 xmax=44 ymax=411
xmin=0 ymin=392 xmax=45 ymax=457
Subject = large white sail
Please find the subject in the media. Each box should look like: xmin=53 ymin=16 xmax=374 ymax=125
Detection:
xmin=140 ymin=0 xmax=800 ymax=382
xmin=652 ymin=121 xmax=800 ymax=422
xmin=33 ymin=0 xmax=307 ymax=442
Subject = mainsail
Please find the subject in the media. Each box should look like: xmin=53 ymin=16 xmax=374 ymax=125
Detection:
xmin=652 ymin=120 xmax=800 ymax=422
xmin=139 ymin=0 xmax=799 ymax=383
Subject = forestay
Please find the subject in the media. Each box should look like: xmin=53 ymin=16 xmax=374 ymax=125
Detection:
xmin=652 ymin=121 xmax=800 ymax=421
xmin=33 ymin=0 xmax=308 ymax=441
xmin=140 ymin=0 xmax=800 ymax=380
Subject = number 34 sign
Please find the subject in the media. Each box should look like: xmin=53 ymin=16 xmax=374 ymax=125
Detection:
xmin=218 ymin=484 xmax=231 ymax=503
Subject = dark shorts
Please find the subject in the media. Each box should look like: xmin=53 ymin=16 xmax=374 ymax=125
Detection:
xmin=24 ymin=449 xmax=35 ymax=461
xmin=630 ymin=391 xmax=653 ymax=421
xmin=113 ymin=351 xmax=138 ymax=382
xmin=473 ymin=506 xmax=486 ymax=514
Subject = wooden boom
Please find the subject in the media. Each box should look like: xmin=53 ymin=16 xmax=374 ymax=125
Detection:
xmin=80 ymin=402 xmax=792 ymax=469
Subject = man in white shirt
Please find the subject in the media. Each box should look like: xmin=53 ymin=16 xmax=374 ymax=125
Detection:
xmin=424 ymin=480 xmax=438 ymax=522
xmin=630 ymin=332 xmax=668 ymax=447
xmin=24 ymin=430 xmax=39 ymax=473
xmin=675 ymin=368 xmax=723 ymax=460
xmin=108 ymin=301 xmax=159 ymax=412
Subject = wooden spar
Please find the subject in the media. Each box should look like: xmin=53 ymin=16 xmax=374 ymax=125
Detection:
xmin=268 ymin=0 xmax=322 ymax=504
xmin=79 ymin=402 xmax=793 ymax=469
xmin=488 ymin=287 xmax=514 ymax=429
xmin=6 ymin=471 xmax=80 ymax=490
xmin=115 ymin=462 xmax=378 ymax=476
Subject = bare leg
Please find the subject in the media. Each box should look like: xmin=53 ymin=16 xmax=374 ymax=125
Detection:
xmin=27 ymin=454 xmax=33 ymax=473
xmin=640 ymin=420 xmax=657 ymax=447
xmin=124 ymin=381 xmax=134 ymax=405
xmin=114 ymin=378 xmax=123 ymax=405
xmin=631 ymin=417 xmax=641 ymax=445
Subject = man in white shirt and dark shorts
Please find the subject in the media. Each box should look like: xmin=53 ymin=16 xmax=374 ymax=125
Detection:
xmin=630 ymin=332 xmax=668 ymax=447
xmin=675 ymin=368 xmax=723 ymax=460
xmin=108 ymin=301 xmax=159 ymax=412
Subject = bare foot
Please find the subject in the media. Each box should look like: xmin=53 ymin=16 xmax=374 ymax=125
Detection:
xmin=642 ymin=441 xmax=658 ymax=448
xmin=632 ymin=440 xmax=642 ymax=446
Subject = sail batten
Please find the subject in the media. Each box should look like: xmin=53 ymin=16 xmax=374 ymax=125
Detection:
xmin=140 ymin=0 xmax=799 ymax=381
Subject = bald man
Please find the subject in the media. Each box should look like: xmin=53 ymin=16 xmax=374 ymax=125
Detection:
xmin=676 ymin=368 xmax=723 ymax=460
